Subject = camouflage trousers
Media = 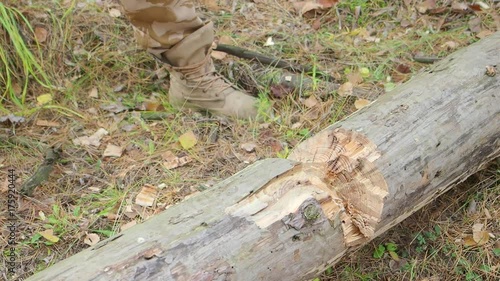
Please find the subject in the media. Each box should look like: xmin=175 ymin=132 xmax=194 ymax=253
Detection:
xmin=119 ymin=0 xmax=205 ymax=56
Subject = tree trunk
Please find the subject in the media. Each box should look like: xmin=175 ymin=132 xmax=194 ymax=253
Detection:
xmin=27 ymin=32 xmax=499 ymax=281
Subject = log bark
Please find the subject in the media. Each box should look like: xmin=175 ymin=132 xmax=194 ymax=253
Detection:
xmin=27 ymin=33 xmax=499 ymax=281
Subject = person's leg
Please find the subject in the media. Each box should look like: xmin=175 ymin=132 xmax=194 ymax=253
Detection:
xmin=119 ymin=0 xmax=258 ymax=119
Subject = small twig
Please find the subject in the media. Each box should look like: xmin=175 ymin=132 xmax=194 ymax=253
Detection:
xmin=20 ymin=146 xmax=62 ymax=196
xmin=413 ymin=55 xmax=441 ymax=64
xmin=140 ymin=111 xmax=172 ymax=121
xmin=213 ymin=44 xmax=336 ymax=82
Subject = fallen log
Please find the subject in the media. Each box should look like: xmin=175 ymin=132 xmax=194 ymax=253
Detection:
xmin=27 ymin=32 xmax=499 ymax=281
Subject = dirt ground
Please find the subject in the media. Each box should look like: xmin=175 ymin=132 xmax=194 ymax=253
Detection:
xmin=0 ymin=0 xmax=499 ymax=280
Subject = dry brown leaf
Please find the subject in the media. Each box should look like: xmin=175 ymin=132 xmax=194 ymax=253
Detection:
xmin=354 ymin=98 xmax=371 ymax=109
xmin=440 ymin=41 xmax=458 ymax=50
xmin=416 ymin=0 xmax=436 ymax=14
xmin=34 ymin=26 xmax=48 ymax=43
xmin=83 ymin=232 xmax=100 ymax=246
xmin=88 ymin=87 xmax=98 ymax=98
xmin=72 ymin=128 xmax=109 ymax=147
xmin=476 ymin=30 xmax=493 ymax=39
xmin=162 ymin=151 xmax=192 ymax=169
xmin=347 ymin=72 xmax=363 ymax=85
xmin=240 ymin=142 xmax=257 ymax=153
xmin=292 ymin=0 xmax=338 ymax=16
xmin=103 ymin=144 xmax=123 ymax=158
xmin=338 ymin=81 xmax=354 ymax=97
xmin=135 ymin=184 xmax=158 ymax=207
xmin=303 ymin=95 xmax=319 ymax=108
xmin=452 ymin=2 xmax=470 ymax=13
xmin=312 ymin=19 xmax=322 ymax=30
xmin=144 ymin=100 xmax=163 ymax=111
xmin=472 ymin=223 xmax=489 ymax=245
xmin=36 ymin=120 xmax=61 ymax=127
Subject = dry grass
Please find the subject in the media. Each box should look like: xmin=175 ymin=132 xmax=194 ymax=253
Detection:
xmin=0 ymin=0 xmax=498 ymax=280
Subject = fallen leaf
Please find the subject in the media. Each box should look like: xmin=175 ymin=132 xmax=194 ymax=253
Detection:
xmin=303 ymin=96 xmax=319 ymax=108
xmin=37 ymin=93 xmax=53 ymax=106
xmin=472 ymin=223 xmax=489 ymax=245
xmin=468 ymin=17 xmax=482 ymax=33
xmin=0 ymin=114 xmax=25 ymax=125
xmin=103 ymin=144 xmax=123 ymax=157
xmin=467 ymin=3 xmax=483 ymax=12
xmin=347 ymin=72 xmax=363 ymax=85
xmin=108 ymin=8 xmax=121 ymax=18
xmin=338 ymin=82 xmax=354 ymax=97
xmin=291 ymin=122 xmax=302 ymax=129
xmin=144 ymin=100 xmax=163 ymax=111
xmin=395 ymin=63 xmax=412 ymax=74
xmin=354 ymin=98 xmax=371 ymax=109
xmin=240 ymin=142 xmax=257 ymax=153
xmin=100 ymin=102 xmax=128 ymax=113
xmin=312 ymin=19 xmax=321 ymax=30
xmin=34 ymin=26 xmax=48 ymax=43
xmin=72 ymin=128 xmax=109 ymax=147
xmin=39 ymin=229 xmax=59 ymax=243
xmin=135 ymin=184 xmax=158 ymax=207
xmin=452 ymin=2 xmax=470 ymax=14
xmin=36 ymin=120 xmax=61 ymax=127
xmin=162 ymin=151 xmax=192 ymax=169
xmin=416 ymin=0 xmax=436 ymax=14
xmin=264 ymin=36 xmax=275 ymax=47
xmin=270 ymin=83 xmax=295 ymax=99
xmin=88 ymin=87 xmax=98 ymax=98
xmin=178 ymin=130 xmax=198 ymax=149
xmin=440 ymin=41 xmax=458 ymax=50
xmin=293 ymin=0 xmax=338 ymax=16
xmin=476 ymin=30 xmax=493 ymax=39
xmin=83 ymin=232 xmax=100 ymax=246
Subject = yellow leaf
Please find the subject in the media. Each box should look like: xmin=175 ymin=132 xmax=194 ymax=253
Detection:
xmin=359 ymin=67 xmax=370 ymax=78
xmin=179 ymin=130 xmax=198 ymax=149
xmin=37 ymin=94 xmax=52 ymax=105
xmin=39 ymin=229 xmax=59 ymax=243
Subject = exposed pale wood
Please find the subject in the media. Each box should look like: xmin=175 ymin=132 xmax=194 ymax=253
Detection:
xmin=27 ymin=32 xmax=499 ymax=281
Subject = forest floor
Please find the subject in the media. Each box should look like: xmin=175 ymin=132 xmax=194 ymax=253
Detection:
xmin=0 ymin=0 xmax=499 ymax=280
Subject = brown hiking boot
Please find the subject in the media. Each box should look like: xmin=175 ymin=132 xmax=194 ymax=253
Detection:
xmin=160 ymin=22 xmax=258 ymax=119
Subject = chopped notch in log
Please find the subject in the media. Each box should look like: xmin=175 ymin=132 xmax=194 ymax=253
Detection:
xmin=226 ymin=128 xmax=388 ymax=247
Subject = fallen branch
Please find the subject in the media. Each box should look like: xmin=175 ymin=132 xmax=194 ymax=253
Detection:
xmin=214 ymin=44 xmax=336 ymax=81
xmin=20 ymin=146 xmax=62 ymax=196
